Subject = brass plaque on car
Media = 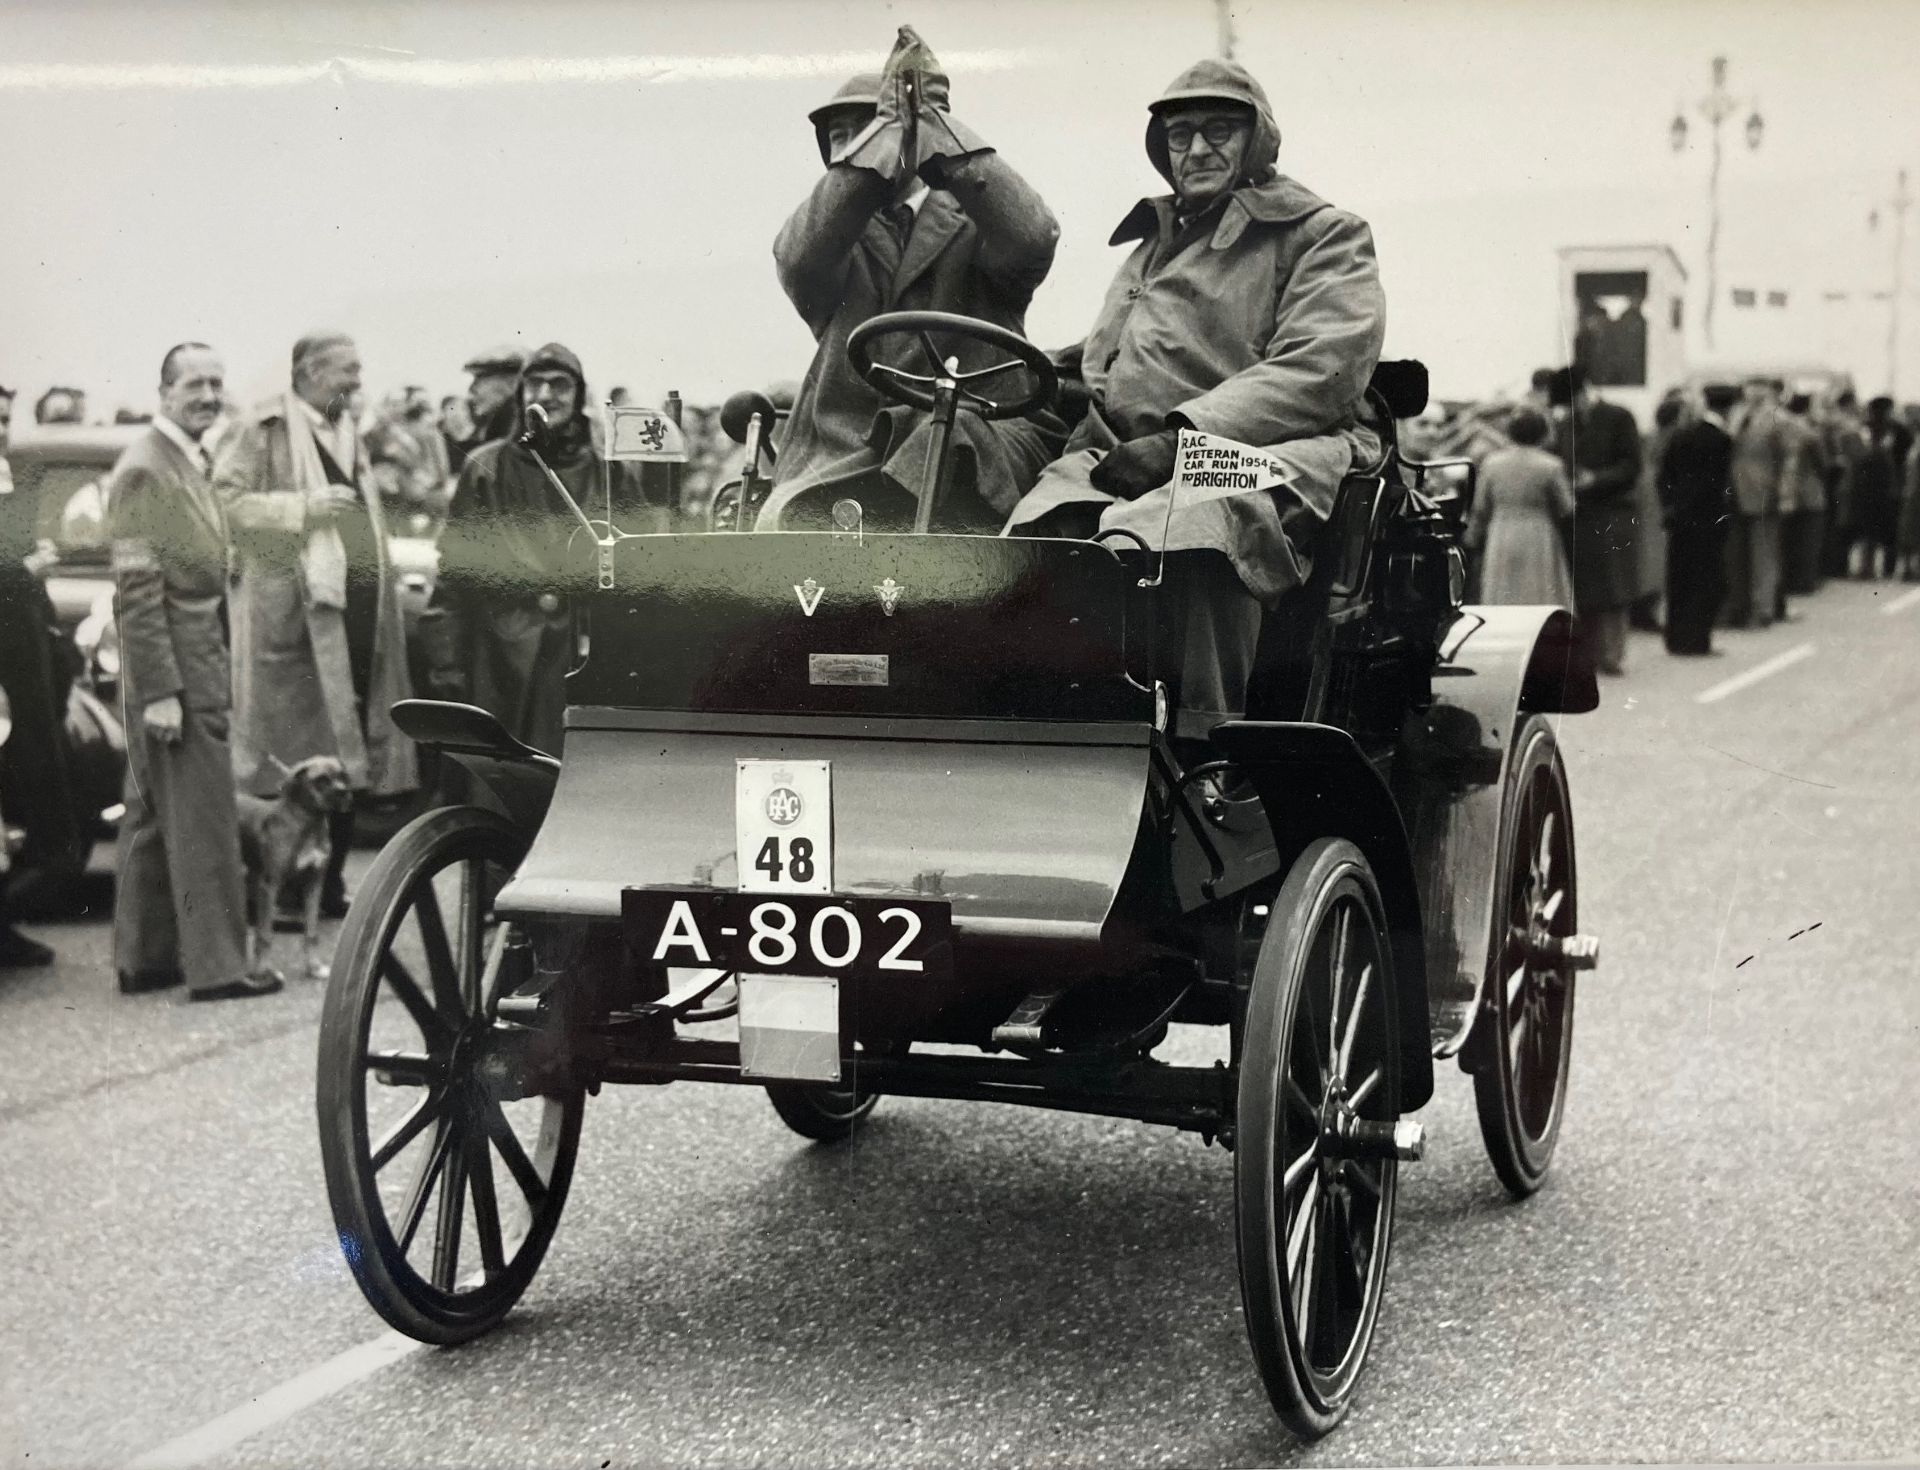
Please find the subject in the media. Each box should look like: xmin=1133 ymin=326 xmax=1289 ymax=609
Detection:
xmin=809 ymin=653 xmax=889 ymax=687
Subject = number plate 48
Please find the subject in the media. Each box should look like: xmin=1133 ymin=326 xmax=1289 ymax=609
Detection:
xmin=736 ymin=759 xmax=831 ymax=894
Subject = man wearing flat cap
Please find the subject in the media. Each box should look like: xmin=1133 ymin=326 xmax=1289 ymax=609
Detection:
xmin=214 ymin=331 xmax=417 ymax=919
xmin=756 ymin=26 xmax=1064 ymax=533
xmin=1006 ymin=59 xmax=1387 ymax=728
xmin=447 ymin=344 xmax=527 ymax=474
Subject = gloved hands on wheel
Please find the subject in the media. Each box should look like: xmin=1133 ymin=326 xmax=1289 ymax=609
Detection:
xmin=1089 ymin=428 xmax=1181 ymax=500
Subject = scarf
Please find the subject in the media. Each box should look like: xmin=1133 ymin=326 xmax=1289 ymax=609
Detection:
xmin=283 ymin=390 xmax=350 ymax=610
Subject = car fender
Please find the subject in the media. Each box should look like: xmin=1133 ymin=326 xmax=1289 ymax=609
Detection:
xmin=1209 ymin=720 xmax=1436 ymax=1113
xmin=389 ymin=699 xmax=559 ymax=835
xmin=1391 ymin=605 xmax=1594 ymax=1058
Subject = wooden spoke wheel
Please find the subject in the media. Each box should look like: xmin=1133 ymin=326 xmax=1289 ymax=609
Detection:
xmin=317 ymin=806 xmax=584 ymax=1344
xmin=1236 ymin=839 xmax=1402 ymax=1440
xmin=1472 ymin=715 xmax=1579 ymax=1198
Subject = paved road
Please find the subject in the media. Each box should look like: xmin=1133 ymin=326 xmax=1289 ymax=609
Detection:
xmin=3 ymin=578 xmax=1916 ymax=1468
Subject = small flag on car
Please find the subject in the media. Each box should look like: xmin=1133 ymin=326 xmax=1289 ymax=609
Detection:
xmin=606 ymin=406 xmax=690 ymax=462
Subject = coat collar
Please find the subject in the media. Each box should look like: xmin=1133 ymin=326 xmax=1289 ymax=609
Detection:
xmin=888 ymin=188 xmax=968 ymax=302
xmin=139 ymin=423 xmax=227 ymax=542
xmin=1109 ymin=173 xmax=1331 ymax=249
xmin=145 ymin=419 xmax=203 ymax=477
xmin=253 ymin=393 xmax=372 ymax=480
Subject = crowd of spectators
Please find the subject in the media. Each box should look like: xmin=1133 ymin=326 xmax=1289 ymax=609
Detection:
xmin=0 ymin=339 xmax=735 ymax=986
xmin=1423 ymin=366 xmax=1920 ymax=671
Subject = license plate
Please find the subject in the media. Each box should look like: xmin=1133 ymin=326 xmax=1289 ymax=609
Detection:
xmin=622 ymin=889 xmax=954 ymax=982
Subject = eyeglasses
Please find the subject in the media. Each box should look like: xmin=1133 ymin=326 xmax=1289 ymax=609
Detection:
xmin=1164 ymin=118 xmax=1246 ymax=152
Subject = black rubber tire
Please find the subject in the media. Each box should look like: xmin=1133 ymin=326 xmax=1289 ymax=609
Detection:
xmin=1471 ymin=714 xmax=1579 ymax=1198
xmin=764 ymin=1081 xmax=880 ymax=1142
xmin=1235 ymin=838 xmax=1401 ymax=1441
xmin=317 ymin=805 xmax=583 ymax=1344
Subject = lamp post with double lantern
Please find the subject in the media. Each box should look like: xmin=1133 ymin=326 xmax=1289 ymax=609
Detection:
xmin=1670 ymin=55 xmax=1765 ymax=351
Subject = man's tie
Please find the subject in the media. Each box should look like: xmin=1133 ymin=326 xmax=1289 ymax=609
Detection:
xmin=883 ymin=202 xmax=914 ymax=250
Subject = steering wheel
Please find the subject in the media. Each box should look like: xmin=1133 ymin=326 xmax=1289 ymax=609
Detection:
xmin=847 ymin=310 xmax=1057 ymax=422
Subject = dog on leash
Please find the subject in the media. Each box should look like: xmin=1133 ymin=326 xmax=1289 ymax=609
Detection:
xmin=236 ymin=755 xmax=354 ymax=980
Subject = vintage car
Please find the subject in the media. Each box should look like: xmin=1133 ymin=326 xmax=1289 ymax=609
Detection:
xmin=0 ymin=426 xmax=136 ymax=879
xmin=316 ymin=312 xmax=1600 ymax=1439
xmin=5 ymin=423 xmax=140 ymax=639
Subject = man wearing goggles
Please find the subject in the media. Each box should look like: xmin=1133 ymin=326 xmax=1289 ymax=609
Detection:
xmin=1009 ymin=59 xmax=1387 ymax=728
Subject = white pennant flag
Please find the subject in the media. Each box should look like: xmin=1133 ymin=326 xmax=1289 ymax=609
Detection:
xmin=1170 ymin=428 xmax=1289 ymax=506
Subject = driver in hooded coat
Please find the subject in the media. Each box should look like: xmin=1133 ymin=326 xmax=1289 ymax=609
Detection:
xmin=1006 ymin=60 xmax=1387 ymax=726
xmin=755 ymin=27 xmax=1064 ymax=533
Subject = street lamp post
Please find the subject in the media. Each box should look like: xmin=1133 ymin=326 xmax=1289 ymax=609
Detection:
xmin=1870 ymin=167 xmax=1912 ymax=396
xmin=1670 ymin=56 xmax=1765 ymax=351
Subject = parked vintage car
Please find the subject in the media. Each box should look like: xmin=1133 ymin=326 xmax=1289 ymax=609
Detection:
xmin=7 ymin=423 xmax=137 ymax=637
xmin=1679 ymin=360 xmax=1857 ymax=404
xmin=317 ymin=314 xmax=1600 ymax=1440
xmin=0 ymin=426 xmax=134 ymax=870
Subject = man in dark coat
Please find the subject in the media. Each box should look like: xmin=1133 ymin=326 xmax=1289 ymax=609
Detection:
xmin=1658 ymin=386 xmax=1735 ymax=657
xmin=432 ymin=342 xmax=664 ymax=756
xmin=1550 ymin=366 xmax=1641 ymax=676
xmin=107 ymin=344 xmax=277 ymax=1001
xmin=1854 ymin=396 xmax=1912 ymax=578
xmin=756 ymin=26 xmax=1063 ymax=533
xmin=1007 ymin=58 xmax=1386 ymax=729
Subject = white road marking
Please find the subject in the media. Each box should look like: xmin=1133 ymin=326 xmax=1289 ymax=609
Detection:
xmin=1880 ymin=585 xmax=1920 ymax=616
xmin=126 ymin=1331 xmax=423 ymax=1469
xmin=1695 ymin=642 xmax=1816 ymax=705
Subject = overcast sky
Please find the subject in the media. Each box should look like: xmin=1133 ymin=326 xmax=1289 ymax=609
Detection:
xmin=2 ymin=0 xmax=1917 ymax=419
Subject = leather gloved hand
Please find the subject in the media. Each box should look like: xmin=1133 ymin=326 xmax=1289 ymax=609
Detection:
xmin=899 ymin=31 xmax=995 ymax=185
xmin=838 ymin=26 xmax=928 ymax=181
xmin=1089 ymin=428 xmax=1180 ymax=500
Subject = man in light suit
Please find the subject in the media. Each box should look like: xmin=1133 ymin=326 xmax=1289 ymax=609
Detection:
xmin=215 ymin=332 xmax=417 ymax=920
xmin=1724 ymin=376 xmax=1789 ymax=629
xmin=107 ymin=343 xmax=279 ymax=1000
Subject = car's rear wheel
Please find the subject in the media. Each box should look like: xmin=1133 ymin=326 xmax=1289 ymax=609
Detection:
xmin=1235 ymin=839 xmax=1403 ymax=1440
xmin=764 ymin=1081 xmax=879 ymax=1141
xmin=1471 ymin=715 xmax=1580 ymax=1198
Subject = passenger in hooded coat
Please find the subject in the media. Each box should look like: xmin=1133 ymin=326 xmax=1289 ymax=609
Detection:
xmin=1004 ymin=59 xmax=1386 ymax=729
xmin=755 ymin=27 xmax=1065 ymax=533
xmin=431 ymin=343 xmax=664 ymax=756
